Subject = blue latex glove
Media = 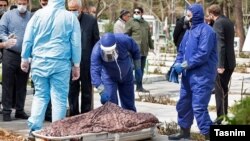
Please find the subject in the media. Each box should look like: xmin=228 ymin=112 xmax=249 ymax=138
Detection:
xmin=174 ymin=63 xmax=184 ymax=74
xmin=100 ymin=91 xmax=109 ymax=105
xmin=166 ymin=66 xmax=179 ymax=83
xmin=135 ymin=68 xmax=142 ymax=82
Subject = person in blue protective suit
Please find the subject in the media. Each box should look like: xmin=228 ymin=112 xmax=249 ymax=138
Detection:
xmin=168 ymin=4 xmax=217 ymax=140
xmin=20 ymin=0 xmax=81 ymax=135
xmin=91 ymin=33 xmax=142 ymax=112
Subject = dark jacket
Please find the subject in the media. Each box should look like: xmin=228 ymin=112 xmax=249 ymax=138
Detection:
xmin=213 ymin=15 xmax=236 ymax=69
xmin=173 ymin=16 xmax=188 ymax=51
xmin=79 ymin=13 xmax=100 ymax=67
xmin=125 ymin=18 xmax=154 ymax=56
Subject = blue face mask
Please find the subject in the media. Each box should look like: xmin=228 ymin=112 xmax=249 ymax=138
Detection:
xmin=71 ymin=11 xmax=79 ymax=17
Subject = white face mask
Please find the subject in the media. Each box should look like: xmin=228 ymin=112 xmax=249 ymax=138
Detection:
xmin=71 ymin=11 xmax=79 ymax=18
xmin=133 ymin=14 xmax=141 ymax=20
xmin=17 ymin=5 xmax=27 ymax=13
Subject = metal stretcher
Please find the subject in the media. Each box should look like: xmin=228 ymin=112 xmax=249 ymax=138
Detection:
xmin=32 ymin=126 xmax=156 ymax=141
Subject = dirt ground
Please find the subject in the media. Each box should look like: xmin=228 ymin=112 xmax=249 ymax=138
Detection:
xmin=0 ymin=128 xmax=28 ymax=141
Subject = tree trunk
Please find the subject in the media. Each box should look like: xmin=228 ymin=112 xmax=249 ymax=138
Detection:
xmin=110 ymin=3 xmax=116 ymax=22
xmin=95 ymin=0 xmax=100 ymax=18
xmin=159 ymin=0 xmax=164 ymax=21
xmin=134 ymin=0 xmax=139 ymax=9
xmin=234 ymin=0 xmax=245 ymax=51
xmin=223 ymin=0 xmax=228 ymax=17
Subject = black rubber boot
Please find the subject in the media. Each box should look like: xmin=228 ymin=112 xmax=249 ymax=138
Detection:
xmin=168 ymin=128 xmax=190 ymax=140
xmin=204 ymin=132 xmax=210 ymax=140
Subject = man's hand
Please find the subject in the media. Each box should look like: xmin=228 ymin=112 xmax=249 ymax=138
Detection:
xmin=3 ymin=39 xmax=17 ymax=49
xmin=20 ymin=60 xmax=29 ymax=73
xmin=72 ymin=66 xmax=80 ymax=80
xmin=217 ymin=68 xmax=225 ymax=74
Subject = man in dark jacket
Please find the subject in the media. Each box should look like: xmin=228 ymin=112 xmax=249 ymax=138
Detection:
xmin=0 ymin=0 xmax=8 ymax=114
xmin=68 ymin=0 xmax=99 ymax=116
xmin=208 ymin=4 xmax=236 ymax=125
xmin=173 ymin=16 xmax=189 ymax=51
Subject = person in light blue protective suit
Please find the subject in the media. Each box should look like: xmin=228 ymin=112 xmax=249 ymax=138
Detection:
xmin=168 ymin=4 xmax=217 ymax=140
xmin=91 ymin=33 xmax=141 ymax=112
xmin=20 ymin=0 xmax=81 ymax=134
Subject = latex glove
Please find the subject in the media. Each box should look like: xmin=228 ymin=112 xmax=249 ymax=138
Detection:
xmin=174 ymin=63 xmax=183 ymax=74
xmin=100 ymin=90 xmax=109 ymax=105
xmin=20 ymin=60 xmax=29 ymax=73
xmin=97 ymin=84 xmax=104 ymax=93
xmin=72 ymin=66 xmax=80 ymax=80
xmin=3 ymin=38 xmax=17 ymax=49
xmin=167 ymin=66 xmax=179 ymax=83
xmin=135 ymin=68 xmax=142 ymax=82
xmin=174 ymin=61 xmax=188 ymax=74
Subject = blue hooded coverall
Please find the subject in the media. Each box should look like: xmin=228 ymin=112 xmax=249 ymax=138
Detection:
xmin=91 ymin=34 xmax=141 ymax=112
xmin=21 ymin=0 xmax=81 ymax=131
xmin=175 ymin=4 xmax=217 ymax=134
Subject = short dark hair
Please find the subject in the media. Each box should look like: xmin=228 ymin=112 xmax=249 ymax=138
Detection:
xmin=208 ymin=4 xmax=221 ymax=16
xmin=134 ymin=7 xmax=143 ymax=13
xmin=0 ymin=0 xmax=8 ymax=5
xmin=10 ymin=5 xmax=17 ymax=10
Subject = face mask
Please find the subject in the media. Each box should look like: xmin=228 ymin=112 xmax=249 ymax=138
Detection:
xmin=71 ymin=11 xmax=79 ymax=17
xmin=184 ymin=16 xmax=192 ymax=29
xmin=184 ymin=16 xmax=192 ymax=23
xmin=133 ymin=14 xmax=141 ymax=20
xmin=0 ymin=8 xmax=6 ymax=15
xmin=17 ymin=5 xmax=27 ymax=13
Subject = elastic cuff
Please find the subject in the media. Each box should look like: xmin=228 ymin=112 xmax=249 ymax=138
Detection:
xmin=22 ymin=58 xmax=29 ymax=62
xmin=74 ymin=64 xmax=80 ymax=67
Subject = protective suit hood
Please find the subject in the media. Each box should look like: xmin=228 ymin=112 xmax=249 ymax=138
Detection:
xmin=188 ymin=4 xmax=204 ymax=25
xmin=48 ymin=0 xmax=65 ymax=9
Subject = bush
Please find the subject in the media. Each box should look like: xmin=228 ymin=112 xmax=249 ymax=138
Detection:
xmin=104 ymin=22 xmax=114 ymax=33
xmin=226 ymin=97 xmax=250 ymax=125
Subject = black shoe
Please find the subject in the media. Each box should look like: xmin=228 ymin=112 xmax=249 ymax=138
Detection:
xmin=136 ymin=88 xmax=149 ymax=92
xmin=168 ymin=128 xmax=190 ymax=140
xmin=45 ymin=116 xmax=52 ymax=122
xmin=213 ymin=118 xmax=222 ymax=125
xmin=15 ymin=111 xmax=29 ymax=119
xmin=3 ymin=114 xmax=12 ymax=121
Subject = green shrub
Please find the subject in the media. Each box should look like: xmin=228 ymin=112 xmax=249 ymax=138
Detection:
xmin=226 ymin=97 xmax=250 ymax=125
xmin=104 ymin=22 xmax=114 ymax=33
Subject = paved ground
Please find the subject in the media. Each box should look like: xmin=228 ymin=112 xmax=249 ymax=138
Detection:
xmin=0 ymin=72 xmax=249 ymax=140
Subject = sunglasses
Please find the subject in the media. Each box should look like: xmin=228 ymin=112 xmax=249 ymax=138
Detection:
xmin=134 ymin=11 xmax=141 ymax=14
xmin=68 ymin=9 xmax=78 ymax=12
xmin=0 ymin=4 xmax=7 ymax=7
xmin=41 ymin=3 xmax=47 ymax=6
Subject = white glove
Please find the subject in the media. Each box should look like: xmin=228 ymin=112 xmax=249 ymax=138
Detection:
xmin=97 ymin=84 xmax=104 ymax=93
xmin=3 ymin=38 xmax=17 ymax=49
